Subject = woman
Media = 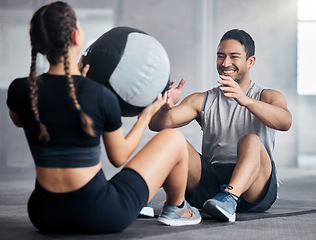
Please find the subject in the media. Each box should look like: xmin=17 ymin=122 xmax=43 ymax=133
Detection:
xmin=7 ymin=1 xmax=201 ymax=234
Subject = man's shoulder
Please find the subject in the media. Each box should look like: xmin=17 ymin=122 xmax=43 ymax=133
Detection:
xmin=180 ymin=92 xmax=205 ymax=114
xmin=185 ymin=91 xmax=205 ymax=104
xmin=206 ymin=85 xmax=221 ymax=94
xmin=261 ymin=88 xmax=285 ymax=101
xmin=204 ymin=86 xmax=221 ymax=101
xmin=250 ymin=81 xmax=285 ymax=103
xmin=251 ymin=80 xmax=277 ymax=92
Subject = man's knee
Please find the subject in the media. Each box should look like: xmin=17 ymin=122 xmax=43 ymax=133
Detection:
xmin=237 ymin=134 xmax=271 ymax=170
xmin=238 ymin=134 xmax=261 ymax=149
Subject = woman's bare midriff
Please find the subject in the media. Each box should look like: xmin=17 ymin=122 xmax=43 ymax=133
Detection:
xmin=35 ymin=161 xmax=102 ymax=193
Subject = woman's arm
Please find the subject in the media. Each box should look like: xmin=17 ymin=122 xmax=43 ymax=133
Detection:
xmin=103 ymin=93 xmax=167 ymax=167
xmin=9 ymin=110 xmax=23 ymax=127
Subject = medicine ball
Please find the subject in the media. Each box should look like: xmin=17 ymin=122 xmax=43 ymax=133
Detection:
xmin=82 ymin=26 xmax=170 ymax=117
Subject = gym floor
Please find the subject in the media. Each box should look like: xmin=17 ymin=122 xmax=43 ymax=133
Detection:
xmin=1 ymin=167 xmax=316 ymax=240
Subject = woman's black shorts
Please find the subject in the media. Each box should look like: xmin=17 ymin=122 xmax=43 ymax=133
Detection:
xmin=28 ymin=168 xmax=149 ymax=234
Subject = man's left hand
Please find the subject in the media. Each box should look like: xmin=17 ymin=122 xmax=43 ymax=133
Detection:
xmin=218 ymin=75 xmax=251 ymax=106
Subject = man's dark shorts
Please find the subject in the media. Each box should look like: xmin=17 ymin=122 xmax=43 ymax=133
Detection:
xmin=186 ymin=155 xmax=278 ymax=212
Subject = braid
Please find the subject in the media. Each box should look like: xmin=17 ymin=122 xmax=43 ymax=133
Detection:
xmin=29 ymin=1 xmax=94 ymax=140
xmin=64 ymin=51 xmax=96 ymax=137
xmin=27 ymin=49 xmax=50 ymax=143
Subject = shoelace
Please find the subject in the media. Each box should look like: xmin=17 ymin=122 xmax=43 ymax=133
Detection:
xmin=220 ymin=185 xmax=241 ymax=203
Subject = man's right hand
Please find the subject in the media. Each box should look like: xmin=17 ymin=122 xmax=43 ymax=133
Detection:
xmin=165 ymin=78 xmax=186 ymax=109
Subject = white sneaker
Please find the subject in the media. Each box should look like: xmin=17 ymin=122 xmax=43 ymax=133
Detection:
xmin=139 ymin=201 xmax=154 ymax=218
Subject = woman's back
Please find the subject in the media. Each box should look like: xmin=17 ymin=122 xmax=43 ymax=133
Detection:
xmin=7 ymin=74 xmax=122 ymax=192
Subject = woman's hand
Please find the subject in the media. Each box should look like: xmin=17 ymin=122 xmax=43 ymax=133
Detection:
xmin=78 ymin=55 xmax=90 ymax=77
xmin=103 ymin=93 xmax=167 ymax=168
xmin=138 ymin=93 xmax=167 ymax=121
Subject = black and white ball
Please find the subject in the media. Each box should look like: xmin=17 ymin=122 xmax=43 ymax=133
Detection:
xmin=82 ymin=26 xmax=170 ymax=116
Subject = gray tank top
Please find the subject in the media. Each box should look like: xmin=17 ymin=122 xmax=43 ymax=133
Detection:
xmin=201 ymin=81 xmax=276 ymax=164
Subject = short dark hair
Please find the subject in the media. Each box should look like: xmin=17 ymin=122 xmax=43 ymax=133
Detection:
xmin=220 ymin=29 xmax=255 ymax=59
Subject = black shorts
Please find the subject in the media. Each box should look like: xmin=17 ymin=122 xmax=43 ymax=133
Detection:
xmin=186 ymin=155 xmax=277 ymax=212
xmin=28 ymin=168 xmax=149 ymax=234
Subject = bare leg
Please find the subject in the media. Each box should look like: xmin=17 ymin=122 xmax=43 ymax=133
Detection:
xmin=185 ymin=141 xmax=202 ymax=196
xmin=125 ymin=129 xmax=188 ymax=206
xmin=227 ymin=134 xmax=272 ymax=203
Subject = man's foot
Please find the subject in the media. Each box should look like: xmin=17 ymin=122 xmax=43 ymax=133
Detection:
xmin=158 ymin=200 xmax=201 ymax=226
xmin=203 ymin=185 xmax=239 ymax=222
xmin=139 ymin=201 xmax=154 ymax=218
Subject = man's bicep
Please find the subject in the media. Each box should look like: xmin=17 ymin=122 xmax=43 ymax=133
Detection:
xmin=262 ymin=89 xmax=288 ymax=109
xmin=169 ymin=93 xmax=204 ymax=128
xmin=168 ymin=105 xmax=197 ymax=128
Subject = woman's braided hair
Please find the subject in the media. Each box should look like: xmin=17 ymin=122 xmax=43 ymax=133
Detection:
xmin=28 ymin=1 xmax=95 ymax=143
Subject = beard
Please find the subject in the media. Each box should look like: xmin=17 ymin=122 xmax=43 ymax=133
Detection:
xmin=233 ymin=71 xmax=247 ymax=83
xmin=233 ymin=77 xmax=240 ymax=83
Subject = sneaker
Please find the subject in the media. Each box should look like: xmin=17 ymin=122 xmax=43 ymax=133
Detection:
xmin=139 ymin=201 xmax=154 ymax=218
xmin=203 ymin=185 xmax=240 ymax=222
xmin=158 ymin=200 xmax=201 ymax=226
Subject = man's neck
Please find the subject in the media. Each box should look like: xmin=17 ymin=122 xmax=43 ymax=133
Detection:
xmin=238 ymin=78 xmax=251 ymax=91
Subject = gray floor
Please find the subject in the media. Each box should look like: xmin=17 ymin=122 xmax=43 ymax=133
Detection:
xmin=1 ymin=167 xmax=316 ymax=240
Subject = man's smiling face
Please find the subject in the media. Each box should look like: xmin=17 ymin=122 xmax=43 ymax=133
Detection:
xmin=216 ymin=39 xmax=253 ymax=83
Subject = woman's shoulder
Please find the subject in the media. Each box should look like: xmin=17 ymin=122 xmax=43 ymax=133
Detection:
xmin=8 ymin=77 xmax=29 ymax=97
xmin=75 ymin=76 xmax=118 ymax=100
xmin=9 ymin=77 xmax=28 ymax=88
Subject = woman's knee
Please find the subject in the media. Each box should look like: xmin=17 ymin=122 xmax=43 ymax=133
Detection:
xmin=158 ymin=129 xmax=188 ymax=162
xmin=159 ymin=129 xmax=187 ymax=147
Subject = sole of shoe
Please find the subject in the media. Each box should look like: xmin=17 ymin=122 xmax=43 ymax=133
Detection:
xmin=139 ymin=206 xmax=154 ymax=218
xmin=157 ymin=216 xmax=202 ymax=226
xmin=203 ymin=200 xmax=236 ymax=222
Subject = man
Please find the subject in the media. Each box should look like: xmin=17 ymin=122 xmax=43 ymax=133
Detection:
xmin=149 ymin=29 xmax=292 ymax=222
